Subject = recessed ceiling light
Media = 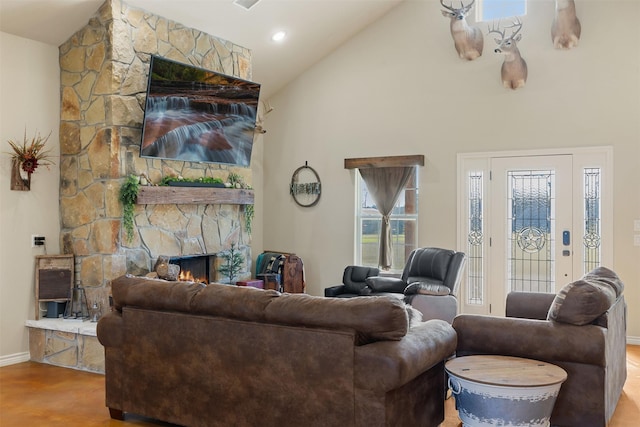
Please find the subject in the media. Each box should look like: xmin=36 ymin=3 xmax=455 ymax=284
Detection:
xmin=233 ymin=0 xmax=261 ymax=11
xmin=272 ymin=31 xmax=286 ymax=42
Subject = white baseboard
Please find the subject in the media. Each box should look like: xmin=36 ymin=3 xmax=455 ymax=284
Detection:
xmin=627 ymin=336 xmax=640 ymax=346
xmin=0 ymin=352 xmax=30 ymax=367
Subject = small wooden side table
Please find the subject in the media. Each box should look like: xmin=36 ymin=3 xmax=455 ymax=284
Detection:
xmin=445 ymin=355 xmax=567 ymax=427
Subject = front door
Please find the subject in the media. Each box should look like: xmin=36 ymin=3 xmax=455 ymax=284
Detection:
xmin=458 ymin=148 xmax=611 ymax=316
xmin=489 ymin=155 xmax=573 ymax=316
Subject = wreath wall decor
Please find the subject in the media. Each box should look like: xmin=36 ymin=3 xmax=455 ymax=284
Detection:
xmin=290 ymin=162 xmax=321 ymax=207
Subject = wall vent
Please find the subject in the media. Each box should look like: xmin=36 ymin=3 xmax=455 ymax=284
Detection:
xmin=233 ymin=0 xmax=261 ymax=10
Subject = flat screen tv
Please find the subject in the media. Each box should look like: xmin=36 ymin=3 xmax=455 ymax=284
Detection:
xmin=139 ymin=56 xmax=261 ymax=167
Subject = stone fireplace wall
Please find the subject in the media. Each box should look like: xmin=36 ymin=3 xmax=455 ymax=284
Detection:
xmin=58 ymin=0 xmax=253 ymax=308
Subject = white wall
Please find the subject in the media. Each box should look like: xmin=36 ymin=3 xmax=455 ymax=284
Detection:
xmin=0 ymin=32 xmax=61 ymax=363
xmin=263 ymin=1 xmax=640 ymax=339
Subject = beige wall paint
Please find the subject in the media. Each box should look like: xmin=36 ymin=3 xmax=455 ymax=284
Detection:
xmin=0 ymin=32 xmax=61 ymax=362
xmin=264 ymin=1 xmax=640 ymax=339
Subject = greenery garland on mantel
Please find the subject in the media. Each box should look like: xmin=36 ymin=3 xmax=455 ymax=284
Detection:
xmin=159 ymin=176 xmax=225 ymax=186
xmin=118 ymin=173 xmax=255 ymax=242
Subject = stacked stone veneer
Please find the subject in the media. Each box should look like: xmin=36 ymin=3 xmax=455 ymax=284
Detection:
xmin=28 ymin=322 xmax=104 ymax=373
xmin=58 ymin=0 xmax=254 ymax=309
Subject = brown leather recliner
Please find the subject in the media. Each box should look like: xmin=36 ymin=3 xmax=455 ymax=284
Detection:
xmin=452 ymin=266 xmax=627 ymax=427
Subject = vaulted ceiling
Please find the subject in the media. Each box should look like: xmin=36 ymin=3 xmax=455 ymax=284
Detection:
xmin=0 ymin=0 xmax=403 ymax=98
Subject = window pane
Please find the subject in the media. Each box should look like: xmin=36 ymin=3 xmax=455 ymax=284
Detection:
xmin=507 ymin=170 xmax=554 ymax=293
xmin=356 ymin=169 xmax=418 ymax=271
xmin=479 ymin=0 xmax=526 ymax=21
xmin=583 ymin=168 xmax=601 ymax=273
xmin=467 ymin=171 xmax=484 ymax=305
xmin=360 ymin=219 xmax=381 ymax=267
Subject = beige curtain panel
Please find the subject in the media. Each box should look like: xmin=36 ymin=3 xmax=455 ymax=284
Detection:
xmin=359 ymin=166 xmax=413 ymax=269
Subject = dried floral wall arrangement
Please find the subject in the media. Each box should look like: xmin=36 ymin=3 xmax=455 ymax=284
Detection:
xmin=6 ymin=129 xmax=54 ymax=191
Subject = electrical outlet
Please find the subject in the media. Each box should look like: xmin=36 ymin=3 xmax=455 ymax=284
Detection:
xmin=31 ymin=235 xmax=45 ymax=247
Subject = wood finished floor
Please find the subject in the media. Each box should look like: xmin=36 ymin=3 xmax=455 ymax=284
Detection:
xmin=1 ymin=345 xmax=638 ymax=426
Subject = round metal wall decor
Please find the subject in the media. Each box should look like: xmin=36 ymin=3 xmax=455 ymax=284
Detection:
xmin=290 ymin=162 xmax=321 ymax=207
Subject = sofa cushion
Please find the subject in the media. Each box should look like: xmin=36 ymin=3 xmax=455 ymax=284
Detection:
xmin=364 ymin=276 xmax=407 ymax=293
xmin=265 ymin=293 xmax=409 ymax=344
xmin=343 ymin=266 xmax=378 ymax=294
xmin=404 ymin=281 xmax=451 ymax=296
xmin=111 ymin=274 xmax=205 ymax=313
xmin=344 ymin=280 xmax=368 ymax=295
xmin=191 ymin=282 xmax=280 ymax=322
xmin=547 ymin=277 xmax=617 ymax=326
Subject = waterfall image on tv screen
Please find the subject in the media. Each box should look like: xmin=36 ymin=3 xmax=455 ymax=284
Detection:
xmin=140 ymin=56 xmax=261 ymax=167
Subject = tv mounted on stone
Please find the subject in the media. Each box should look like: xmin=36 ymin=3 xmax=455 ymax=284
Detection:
xmin=139 ymin=55 xmax=261 ymax=167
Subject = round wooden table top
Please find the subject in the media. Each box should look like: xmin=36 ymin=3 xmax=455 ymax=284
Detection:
xmin=445 ymin=355 xmax=567 ymax=387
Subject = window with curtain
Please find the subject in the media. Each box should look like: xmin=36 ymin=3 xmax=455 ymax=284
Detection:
xmin=355 ymin=167 xmax=418 ymax=272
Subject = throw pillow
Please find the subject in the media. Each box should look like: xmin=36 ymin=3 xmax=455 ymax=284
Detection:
xmin=583 ymin=266 xmax=624 ymax=297
xmin=404 ymin=281 xmax=451 ymax=296
xmin=547 ymin=277 xmax=616 ymax=325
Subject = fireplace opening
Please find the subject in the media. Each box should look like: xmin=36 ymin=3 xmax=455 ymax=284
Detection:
xmin=169 ymin=254 xmax=217 ymax=284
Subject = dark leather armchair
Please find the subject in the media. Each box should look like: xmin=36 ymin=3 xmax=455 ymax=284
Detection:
xmin=325 ymin=248 xmax=467 ymax=323
xmin=324 ymin=265 xmax=381 ymax=298
xmin=399 ymin=247 xmax=466 ymax=322
xmin=399 ymin=247 xmax=466 ymax=295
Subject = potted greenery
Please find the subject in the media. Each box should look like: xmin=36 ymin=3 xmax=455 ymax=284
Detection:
xmin=218 ymin=243 xmax=244 ymax=284
xmin=119 ymin=175 xmax=140 ymax=242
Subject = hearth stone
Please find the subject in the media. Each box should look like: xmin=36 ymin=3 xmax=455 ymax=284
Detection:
xmin=26 ymin=319 xmax=104 ymax=373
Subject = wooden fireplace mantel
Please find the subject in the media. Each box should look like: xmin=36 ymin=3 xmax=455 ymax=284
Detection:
xmin=136 ymin=186 xmax=254 ymax=205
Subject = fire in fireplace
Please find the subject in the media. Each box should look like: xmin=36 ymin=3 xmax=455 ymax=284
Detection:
xmin=169 ymin=254 xmax=217 ymax=284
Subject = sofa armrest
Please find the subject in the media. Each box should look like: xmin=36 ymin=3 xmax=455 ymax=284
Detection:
xmin=453 ymin=314 xmax=607 ymax=367
xmin=97 ymin=311 xmax=123 ymax=348
xmin=506 ymin=292 xmax=555 ymax=320
xmin=355 ymin=319 xmax=456 ymax=391
xmin=324 ymin=284 xmax=347 ymax=297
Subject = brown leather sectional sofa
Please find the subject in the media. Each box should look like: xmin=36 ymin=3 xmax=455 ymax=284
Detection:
xmin=97 ymin=274 xmax=457 ymax=427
